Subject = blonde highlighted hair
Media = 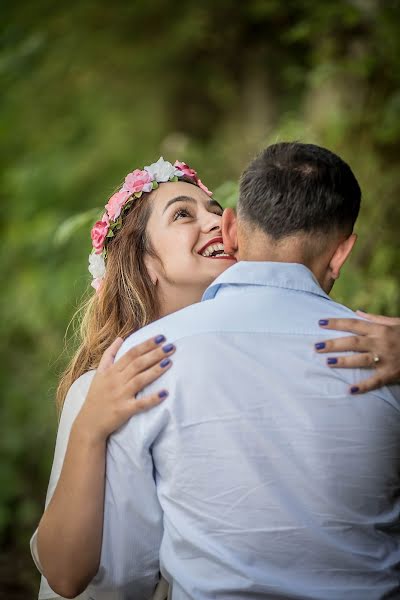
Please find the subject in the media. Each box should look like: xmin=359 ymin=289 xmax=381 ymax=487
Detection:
xmin=56 ymin=195 xmax=159 ymax=412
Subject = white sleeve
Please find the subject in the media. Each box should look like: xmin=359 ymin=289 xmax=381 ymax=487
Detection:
xmin=30 ymin=371 xmax=96 ymax=598
xmin=89 ymin=399 xmax=167 ymax=599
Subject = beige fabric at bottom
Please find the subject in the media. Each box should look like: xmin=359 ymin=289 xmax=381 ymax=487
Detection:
xmin=153 ymin=577 xmax=170 ymax=600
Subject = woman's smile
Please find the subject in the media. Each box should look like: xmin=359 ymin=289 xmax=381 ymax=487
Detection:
xmin=197 ymin=236 xmax=236 ymax=260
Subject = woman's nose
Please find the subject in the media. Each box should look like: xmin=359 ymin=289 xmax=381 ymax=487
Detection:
xmin=203 ymin=213 xmax=222 ymax=233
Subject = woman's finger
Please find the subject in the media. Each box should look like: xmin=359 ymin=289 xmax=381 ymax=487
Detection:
xmin=97 ymin=337 xmax=124 ymax=373
xmin=356 ymin=310 xmax=400 ymax=326
xmin=325 ymin=352 xmax=378 ymax=370
xmin=116 ymin=335 xmax=166 ymax=372
xmin=122 ymin=343 xmax=175 ymax=381
xmin=126 ymin=358 xmax=173 ymax=396
xmin=318 ymin=317 xmax=378 ymax=336
xmin=127 ymin=390 xmax=169 ymax=416
xmin=348 ymin=373 xmax=388 ymax=395
xmin=315 ymin=335 xmax=370 ymax=354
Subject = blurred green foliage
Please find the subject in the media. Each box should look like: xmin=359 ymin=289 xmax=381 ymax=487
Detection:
xmin=1 ymin=0 xmax=399 ymax=595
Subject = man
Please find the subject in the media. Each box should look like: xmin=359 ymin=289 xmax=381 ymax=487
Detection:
xmin=91 ymin=143 xmax=400 ymax=599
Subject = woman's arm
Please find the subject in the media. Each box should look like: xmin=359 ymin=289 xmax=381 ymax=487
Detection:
xmin=315 ymin=311 xmax=400 ymax=394
xmin=36 ymin=335 xmax=175 ymax=599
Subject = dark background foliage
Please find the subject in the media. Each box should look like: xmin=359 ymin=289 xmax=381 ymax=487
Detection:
xmin=1 ymin=0 xmax=399 ymax=596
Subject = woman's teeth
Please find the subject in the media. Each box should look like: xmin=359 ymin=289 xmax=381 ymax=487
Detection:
xmin=201 ymin=243 xmax=228 ymax=257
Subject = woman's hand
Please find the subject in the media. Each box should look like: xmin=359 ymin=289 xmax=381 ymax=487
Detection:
xmin=75 ymin=335 xmax=175 ymax=442
xmin=315 ymin=311 xmax=400 ymax=394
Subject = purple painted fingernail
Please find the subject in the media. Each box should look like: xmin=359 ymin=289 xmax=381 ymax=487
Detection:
xmin=158 ymin=390 xmax=169 ymax=399
xmin=315 ymin=342 xmax=325 ymax=350
xmin=162 ymin=343 xmax=175 ymax=353
xmin=350 ymin=386 xmax=359 ymax=394
xmin=327 ymin=357 xmax=337 ymax=365
xmin=160 ymin=358 xmax=171 ymax=368
xmin=319 ymin=319 xmax=329 ymax=326
xmin=155 ymin=335 xmax=166 ymax=344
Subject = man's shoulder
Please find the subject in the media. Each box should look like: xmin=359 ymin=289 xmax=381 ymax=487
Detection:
xmin=117 ymin=287 xmax=362 ymax=361
xmin=117 ymin=299 xmax=222 ymax=359
xmin=308 ymin=295 xmax=357 ymax=324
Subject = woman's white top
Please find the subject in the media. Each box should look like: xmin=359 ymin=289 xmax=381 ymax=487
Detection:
xmin=30 ymin=370 xmax=168 ymax=600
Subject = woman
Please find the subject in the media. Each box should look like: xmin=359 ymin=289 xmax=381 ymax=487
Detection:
xmin=31 ymin=157 xmax=400 ymax=599
xmin=32 ymin=157 xmax=235 ymax=600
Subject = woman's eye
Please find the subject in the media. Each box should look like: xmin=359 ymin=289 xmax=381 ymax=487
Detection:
xmin=173 ymin=208 xmax=192 ymax=221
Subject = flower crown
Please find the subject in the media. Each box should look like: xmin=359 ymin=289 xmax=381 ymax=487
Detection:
xmin=88 ymin=157 xmax=212 ymax=290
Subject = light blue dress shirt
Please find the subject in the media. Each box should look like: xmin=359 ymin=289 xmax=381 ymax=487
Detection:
xmin=90 ymin=262 xmax=400 ymax=600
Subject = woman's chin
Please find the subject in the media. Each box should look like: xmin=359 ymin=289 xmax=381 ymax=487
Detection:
xmin=203 ymin=257 xmax=236 ymax=279
xmin=209 ymin=256 xmax=236 ymax=269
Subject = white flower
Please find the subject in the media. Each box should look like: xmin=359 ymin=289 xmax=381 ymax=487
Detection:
xmin=88 ymin=252 xmax=106 ymax=280
xmin=144 ymin=157 xmax=176 ymax=183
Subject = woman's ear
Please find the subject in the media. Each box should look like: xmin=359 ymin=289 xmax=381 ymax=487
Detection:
xmin=222 ymin=208 xmax=238 ymax=256
xmin=144 ymin=255 xmax=159 ymax=286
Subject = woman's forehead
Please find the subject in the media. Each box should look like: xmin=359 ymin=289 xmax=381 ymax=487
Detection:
xmin=150 ymin=180 xmax=209 ymax=206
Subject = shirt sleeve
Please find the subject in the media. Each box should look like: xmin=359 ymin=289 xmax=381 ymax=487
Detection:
xmin=88 ymin=396 xmax=168 ymax=599
xmin=30 ymin=372 xmax=95 ymax=591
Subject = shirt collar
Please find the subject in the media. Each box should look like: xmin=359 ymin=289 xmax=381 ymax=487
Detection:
xmin=202 ymin=261 xmax=332 ymax=302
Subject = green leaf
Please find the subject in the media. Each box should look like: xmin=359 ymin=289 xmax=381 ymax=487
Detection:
xmin=54 ymin=208 xmax=101 ymax=246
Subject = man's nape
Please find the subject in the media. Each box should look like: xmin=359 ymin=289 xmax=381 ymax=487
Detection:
xmin=236 ymin=222 xmax=357 ymax=294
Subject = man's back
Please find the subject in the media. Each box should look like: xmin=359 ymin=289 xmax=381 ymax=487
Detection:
xmin=94 ymin=263 xmax=400 ymax=600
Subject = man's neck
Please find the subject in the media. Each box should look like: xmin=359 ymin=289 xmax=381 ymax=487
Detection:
xmin=237 ymin=241 xmax=313 ymax=270
xmin=236 ymin=233 xmax=333 ymax=293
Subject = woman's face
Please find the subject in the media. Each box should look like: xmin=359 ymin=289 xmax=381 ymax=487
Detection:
xmin=145 ymin=181 xmax=236 ymax=315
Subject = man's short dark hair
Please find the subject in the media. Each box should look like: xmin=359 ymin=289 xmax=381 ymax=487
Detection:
xmin=238 ymin=142 xmax=361 ymax=239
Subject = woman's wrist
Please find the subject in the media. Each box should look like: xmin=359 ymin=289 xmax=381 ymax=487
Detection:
xmin=70 ymin=414 xmax=108 ymax=449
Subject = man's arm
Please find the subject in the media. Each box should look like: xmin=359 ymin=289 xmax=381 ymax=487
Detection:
xmin=88 ymin=403 xmax=167 ymax=599
xmin=316 ymin=311 xmax=400 ymax=393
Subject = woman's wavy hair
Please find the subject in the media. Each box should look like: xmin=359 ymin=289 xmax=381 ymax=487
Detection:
xmin=56 ymin=195 xmax=159 ymax=412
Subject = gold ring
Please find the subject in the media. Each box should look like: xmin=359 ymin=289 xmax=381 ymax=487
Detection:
xmin=373 ymin=354 xmax=380 ymax=366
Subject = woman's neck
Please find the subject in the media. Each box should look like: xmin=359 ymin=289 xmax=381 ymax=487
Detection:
xmin=158 ymin=285 xmax=204 ymax=318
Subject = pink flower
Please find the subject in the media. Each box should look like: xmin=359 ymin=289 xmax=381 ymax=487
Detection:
xmin=91 ymin=214 xmax=109 ymax=254
xmin=122 ymin=169 xmax=154 ymax=195
xmin=105 ymin=190 xmax=131 ymax=221
xmin=174 ymin=160 xmax=212 ymax=196
xmin=174 ymin=160 xmax=198 ymax=181
xmin=91 ymin=277 xmax=103 ymax=292
xmin=197 ymin=178 xmax=213 ymax=197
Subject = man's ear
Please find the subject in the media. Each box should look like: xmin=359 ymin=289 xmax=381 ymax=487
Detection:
xmin=329 ymin=233 xmax=357 ymax=280
xmin=222 ymin=208 xmax=238 ymax=256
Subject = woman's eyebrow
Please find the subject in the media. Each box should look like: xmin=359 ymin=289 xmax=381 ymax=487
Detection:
xmin=163 ymin=195 xmax=196 ymax=213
